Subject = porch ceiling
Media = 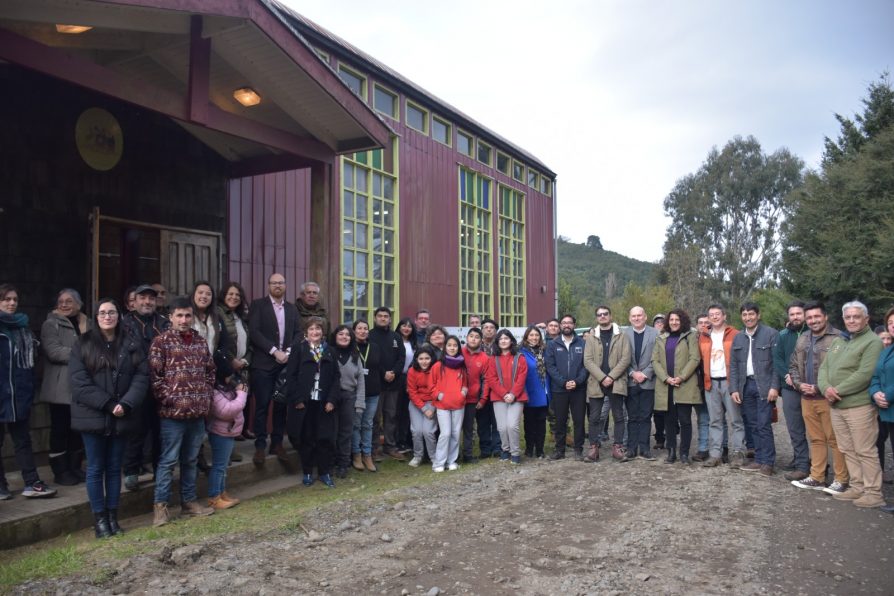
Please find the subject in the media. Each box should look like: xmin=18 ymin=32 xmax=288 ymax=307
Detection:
xmin=0 ymin=0 xmax=391 ymax=167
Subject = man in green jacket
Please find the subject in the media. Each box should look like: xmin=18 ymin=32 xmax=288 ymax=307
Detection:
xmin=818 ymin=301 xmax=885 ymax=508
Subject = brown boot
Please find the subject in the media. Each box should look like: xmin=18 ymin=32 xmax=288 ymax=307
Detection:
xmin=220 ymin=491 xmax=241 ymax=506
xmin=271 ymin=444 xmax=290 ymax=464
xmin=208 ymin=495 xmax=236 ymax=510
xmin=352 ymin=452 xmax=364 ymax=471
xmin=384 ymin=447 xmax=406 ymax=461
xmin=373 ymin=446 xmax=385 ymax=463
xmin=153 ymin=502 xmax=169 ymax=527
xmin=181 ymin=500 xmax=214 ymax=517
xmin=362 ymin=454 xmax=378 ymax=472
xmin=611 ymin=443 xmax=626 ymax=461
xmin=252 ymin=448 xmax=266 ymax=466
xmin=583 ymin=443 xmax=600 ymax=462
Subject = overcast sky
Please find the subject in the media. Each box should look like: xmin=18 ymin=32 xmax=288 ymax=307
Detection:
xmin=281 ymin=0 xmax=893 ymax=262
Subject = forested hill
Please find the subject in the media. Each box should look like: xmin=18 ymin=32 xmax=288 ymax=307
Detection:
xmin=557 ymin=238 xmax=657 ymax=307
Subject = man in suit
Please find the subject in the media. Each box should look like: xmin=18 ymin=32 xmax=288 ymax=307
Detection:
xmin=624 ymin=306 xmax=659 ymax=460
xmin=249 ymin=273 xmax=299 ymax=466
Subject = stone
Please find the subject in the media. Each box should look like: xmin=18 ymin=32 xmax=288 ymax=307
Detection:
xmin=381 ymin=533 xmax=393 ymax=543
xmin=427 ymin=588 xmax=441 ymax=596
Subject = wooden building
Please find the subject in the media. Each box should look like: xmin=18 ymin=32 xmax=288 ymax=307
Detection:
xmin=0 ymin=0 xmax=556 ymax=464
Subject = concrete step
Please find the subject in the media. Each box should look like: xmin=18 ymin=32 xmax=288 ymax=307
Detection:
xmin=0 ymin=439 xmax=302 ymax=550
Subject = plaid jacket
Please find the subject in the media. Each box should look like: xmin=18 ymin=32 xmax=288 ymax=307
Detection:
xmin=149 ymin=329 xmax=215 ymax=419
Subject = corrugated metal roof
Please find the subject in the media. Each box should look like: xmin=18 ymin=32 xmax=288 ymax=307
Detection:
xmin=264 ymin=0 xmax=556 ymax=179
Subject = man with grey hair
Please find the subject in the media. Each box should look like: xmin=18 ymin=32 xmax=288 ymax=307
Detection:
xmin=623 ymin=306 xmax=658 ymax=459
xmin=295 ymin=281 xmax=329 ymax=336
xmin=818 ymin=300 xmax=885 ymax=508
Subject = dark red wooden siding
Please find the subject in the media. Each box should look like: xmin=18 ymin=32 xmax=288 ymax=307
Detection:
xmin=227 ymin=170 xmax=312 ymax=302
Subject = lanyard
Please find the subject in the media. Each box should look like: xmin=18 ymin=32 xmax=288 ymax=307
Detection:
xmin=358 ymin=343 xmax=370 ymax=367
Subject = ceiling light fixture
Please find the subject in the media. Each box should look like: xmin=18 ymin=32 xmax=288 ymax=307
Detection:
xmin=233 ymin=87 xmax=261 ymax=107
xmin=56 ymin=24 xmax=93 ymax=34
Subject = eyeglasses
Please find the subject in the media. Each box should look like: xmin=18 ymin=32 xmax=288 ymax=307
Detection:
xmin=596 ymin=312 xmax=610 ymax=317
xmin=98 ymin=311 xmax=118 ymax=318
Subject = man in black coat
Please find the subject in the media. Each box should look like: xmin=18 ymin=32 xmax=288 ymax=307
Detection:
xmin=369 ymin=306 xmax=407 ymax=460
xmin=248 ymin=273 xmax=299 ymax=466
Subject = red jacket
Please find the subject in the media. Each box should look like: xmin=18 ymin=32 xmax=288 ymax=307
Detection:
xmin=486 ymin=353 xmax=528 ymax=403
xmin=407 ymin=366 xmax=435 ymax=410
xmin=698 ymin=325 xmax=738 ymax=391
xmin=430 ymin=361 xmax=469 ymax=410
xmin=462 ymin=346 xmax=491 ymax=405
xmin=149 ymin=329 xmax=215 ymax=420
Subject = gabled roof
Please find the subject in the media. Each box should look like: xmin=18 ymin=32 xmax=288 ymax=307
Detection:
xmin=0 ymin=0 xmax=392 ymax=172
xmin=265 ymin=0 xmax=557 ymax=179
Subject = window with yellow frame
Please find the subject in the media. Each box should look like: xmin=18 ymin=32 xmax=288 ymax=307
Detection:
xmin=498 ymin=185 xmax=526 ymax=327
xmin=459 ymin=167 xmax=492 ymax=322
xmin=341 ymin=143 xmax=398 ymax=323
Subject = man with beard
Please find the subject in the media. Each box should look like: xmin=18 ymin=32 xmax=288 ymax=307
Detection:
xmin=122 ymin=285 xmax=170 ymax=491
xmin=369 ymin=307 xmax=406 ymax=461
xmin=545 ymin=315 xmax=589 ymax=460
xmin=773 ymin=300 xmax=810 ymax=481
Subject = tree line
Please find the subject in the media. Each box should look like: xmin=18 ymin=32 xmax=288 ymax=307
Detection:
xmin=559 ymin=74 xmax=893 ymax=328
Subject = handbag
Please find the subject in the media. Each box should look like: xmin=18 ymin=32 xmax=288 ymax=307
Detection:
xmin=270 ymin=366 xmax=289 ymax=404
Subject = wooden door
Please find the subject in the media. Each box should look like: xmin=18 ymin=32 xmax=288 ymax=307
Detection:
xmin=160 ymin=230 xmax=220 ymax=297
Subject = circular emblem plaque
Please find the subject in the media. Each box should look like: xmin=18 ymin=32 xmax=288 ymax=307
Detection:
xmin=75 ymin=108 xmax=123 ymax=171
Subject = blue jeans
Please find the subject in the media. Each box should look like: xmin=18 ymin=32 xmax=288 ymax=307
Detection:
xmin=155 ymin=418 xmax=206 ymax=505
xmin=81 ymin=433 xmax=126 ymax=513
xmin=352 ymin=395 xmax=379 ymax=455
xmin=207 ymin=432 xmax=235 ymax=498
xmin=740 ymin=379 xmax=776 ymax=466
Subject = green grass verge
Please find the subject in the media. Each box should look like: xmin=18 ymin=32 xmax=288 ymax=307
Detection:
xmin=0 ymin=457 xmax=498 ymax=589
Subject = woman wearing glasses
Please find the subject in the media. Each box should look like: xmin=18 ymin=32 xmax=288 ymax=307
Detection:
xmin=70 ymin=299 xmax=148 ymax=537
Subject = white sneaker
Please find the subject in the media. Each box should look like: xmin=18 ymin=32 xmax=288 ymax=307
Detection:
xmin=448 ymin=463 xmax=460 ymax=471
xmin=408 ymin=457 xmax=422 ymax=467
xmin=432 ymin=466 xmax=445 ymax=473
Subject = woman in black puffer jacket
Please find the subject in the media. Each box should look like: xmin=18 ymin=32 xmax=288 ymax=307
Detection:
xmin=70 ymin=298 xmax=148 ymax=538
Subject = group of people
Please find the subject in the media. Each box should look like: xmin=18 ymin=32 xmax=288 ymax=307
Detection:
xmin=2 ymin=278 xmax=893 ymax=543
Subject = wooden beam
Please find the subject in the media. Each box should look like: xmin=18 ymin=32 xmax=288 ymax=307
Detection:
xmin=227 ymin=154 xmax=321 ymax=178
xmin=187 ymin=15 xmax=209 ymax=124
xmin=0 ymin=27 xmax=336 ymax=162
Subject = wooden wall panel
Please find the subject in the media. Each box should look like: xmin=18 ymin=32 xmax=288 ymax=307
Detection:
xmin=227 ymin=169 xmax=312 ymax=303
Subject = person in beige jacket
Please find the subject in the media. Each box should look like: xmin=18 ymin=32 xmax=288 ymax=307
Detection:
xmin=583 ymin=306 xmax=632 ymax=461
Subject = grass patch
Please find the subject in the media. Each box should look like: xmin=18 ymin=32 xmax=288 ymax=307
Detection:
xmin=0 ymin=457 xmax=497 ymax=589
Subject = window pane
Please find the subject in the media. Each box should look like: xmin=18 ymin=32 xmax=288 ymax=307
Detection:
xmin=372 ymin=254 xmax=382 ymax=278
xmin=384 ymin=284 xmax=394 ymax=306
xmin=343 ymin=162 xmax=354 ymax=187
xmin=356 ymin=252 xmax=367 ymax=278
xmin=343 ymin=190 xmax=354 ymax=218
xmin=513 ymin=162 xmax=523 ymax=181
xmin=374 ymin=86 xmax=396 ymax=117
xmin=356 ymin=170 xmax=367 ymax=193
xmin=373 ymin=199 xmax=383 ymax=225
xmin=384 ymin=229 xmax=394 ymax=254
xmin=432 ymin=118 xmax=449 ymax=144
xmin=383 ymin=202 xmax=394 ymax=227
xmin=457 ymin=133 xmax=471 ymax=156
xmin=384 ymin=256 xmax=394 ymax=280
xmin=356 ymin=281 xmax=368 ymax=307
xmin=383 ymin=177 xmax=393 ymax=200
xmin=407 ymin=104 xmax=426 ymax=131
xmin=356 ymin=223 xmax=367 ymax=248
xmin=343 ymin=280 xmax=354 ymax=306
xmin=343 ymin=250 xmax=353 ymax=277
xmin=356 ymin=194 xmax=367 ymax=220
xmin=343 ymin=221 xmax=353 ymax=247
xmin=373 ymin=172 xmax=382 ymax=197
xmin=477 ymin=142 xmax=491 ymax=165
xmin=497 ymin=153 xmax=509 ymax=174
xmin=372 ymin=226 xmax=381 ymax=251
xmin=338 ymin=67 xmax=364 ymax=97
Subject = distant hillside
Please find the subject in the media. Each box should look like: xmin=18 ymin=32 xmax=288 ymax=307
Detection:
xmin=557 ymin=238 xmax=657 ymax=307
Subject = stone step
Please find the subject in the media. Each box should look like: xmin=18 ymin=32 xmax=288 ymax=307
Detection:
xmin=0 ymin=439 xmax=302 ymax=550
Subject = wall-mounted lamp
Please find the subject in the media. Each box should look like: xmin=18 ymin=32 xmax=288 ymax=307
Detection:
xmin=56 ymin=24 xmax=93 ymax=34
xmin=233 ymin=87 xmax=261 ymax=107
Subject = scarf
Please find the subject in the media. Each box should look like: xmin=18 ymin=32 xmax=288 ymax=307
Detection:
xmin=0 ymin=312 xmax=37 ymax=369
xmin=443 ymin=354 xmax=465 ymax=369
xmin=335 ymin=345 xmax=354 ymax=366
xmin=527 ymin=344 xmax=547 ymax=381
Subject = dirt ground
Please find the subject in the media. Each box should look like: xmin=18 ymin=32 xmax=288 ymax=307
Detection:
xmin=10 ymin=418 xmax=894 ymax=595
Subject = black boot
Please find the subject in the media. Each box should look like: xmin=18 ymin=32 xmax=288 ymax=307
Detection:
xmin=49 ymin=453 xmax=80 ymax=486
xmin=107 ymin=509 xmax=123 ymax=536
xmin=680 ymin=451 xmax=690 ymax=464
xmin=70 ymin=450 xmax=86 ymax=482
xmin=94 ymin=511 xmax=112 ymax=539
xmin=664 ymin=447 xmax=677 ymax=464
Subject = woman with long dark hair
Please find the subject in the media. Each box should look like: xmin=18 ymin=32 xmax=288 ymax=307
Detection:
xmin=486 ymin=329 xmax=528 ymax=464
xmin=652 ymin=309 xmax=701 ymax=464
xmin=0 ymin=284 xmax=56 ymax=500
xmin=329 ymin=324 xmax=364 ymax=477
xmin=394 ymin=317 xmax=417 ymax=452
xmin=70 ymin=299 xmax=148 ymax=537
xmin=218 ymin=281 xmax=252 ymax=449
xmin=520 ymin=326 xmax=550 ymax=459
xmin=352 ymin=320 xmax=382 ymax=472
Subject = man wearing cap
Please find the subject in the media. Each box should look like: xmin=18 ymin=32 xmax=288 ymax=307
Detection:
xmin=122 ymin=284 xmax=170 ymax=491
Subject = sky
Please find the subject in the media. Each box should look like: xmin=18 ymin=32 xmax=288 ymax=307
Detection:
xmin=281 ymin=0 xmax=894 ymax=262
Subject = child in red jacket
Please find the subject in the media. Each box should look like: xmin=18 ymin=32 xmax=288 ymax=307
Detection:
xmin=431 ymin=336 xmax=469 ymax=471
xmin=406 ymin=345 xmax=438 ymax=467
xmin=462 ymin=328 xmax=490 ymax=462
xmin=486 ymin=329 xmax=528 ymax=464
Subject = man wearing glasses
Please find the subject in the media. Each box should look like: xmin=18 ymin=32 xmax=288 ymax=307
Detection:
xmin=583 ymin=306 xmax=632 ymax=461
xmin=249 ymin=273 xmax=299 ymax=466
